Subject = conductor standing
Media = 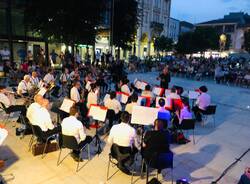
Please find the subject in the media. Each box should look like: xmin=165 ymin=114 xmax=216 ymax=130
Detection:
xmin=157 ymin=66 xmax=171 ymax=89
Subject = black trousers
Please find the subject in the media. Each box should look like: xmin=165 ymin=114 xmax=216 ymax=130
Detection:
xmin=6 ymin=105 xmax=26 ymax=116
xmin=192 ymin=106 xmax=206 ymax=121
xmin=117 ymin=146 xmax=138 ymax=167
xmin=73 ymin=136 xmax=93 ymax=156
xmin=41 ymin=126 xmax=61 ymax=142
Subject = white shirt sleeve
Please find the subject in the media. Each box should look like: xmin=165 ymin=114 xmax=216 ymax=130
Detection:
xmin=78 ymin=124 xmax=86 ymax=142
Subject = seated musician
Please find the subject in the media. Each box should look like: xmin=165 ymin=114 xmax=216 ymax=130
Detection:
xmin=142 ymin=119 xmax=171 ymax=167
xmin=17 ymin=75 xmax=32 ymax=97
xmin=70 ymin=80 xmax=88 ymax=120
xmin=141 ymin=84 xmax=155 ymax=104
xmin=104 ymin=91 xmax=122 ymax=128
xmin=108 ymin=112 xmax=139 ymax=175
xmin=168 ymin=87 xmax=181 ymax=99
xmin=192 ymin=86 xmax=211 ymax=122
xmin=30 ymin=71 xmax=40 ymax=90
xmin=125 ymin=93 xmax=138 ymax=115
xmin=173 ymin=100 xmax=193 ymax=129
xmin=157 ymin=98 xmax=171 ymax=128
xmin=27 ymin=96 xmax=60 ymax=142
xmin=43 ymin=68 xmax=55 ymax=85
xmin=121 ymin=78 xmax=132 ymax=95
xmin=0 ymin=85 xmax=27 ymax=117
xmin=87 ymin=83 xmax=98 ymax=109
xmin=61 ymin=106 xmax=92 ymax=162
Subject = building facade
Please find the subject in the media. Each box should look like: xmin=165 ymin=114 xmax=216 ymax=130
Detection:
xmin=168 ymin=17 xmax=180 ymax=43
xmin=135 ymin=0 xmax=171 ymax=58
xmin=179 ymin=21 xmax=194 ymax=35
xmin=196 ymin=12 xmax=250 ymax=52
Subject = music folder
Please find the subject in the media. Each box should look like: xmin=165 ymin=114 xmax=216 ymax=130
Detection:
xmin=88 ymin=104 xmax=108 ymax=122
xmin=59 ymin=98 xmax=75 ymax=113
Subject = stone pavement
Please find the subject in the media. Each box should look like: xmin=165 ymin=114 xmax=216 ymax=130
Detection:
xmin=1 ymin=72 xmax=250 ymax=184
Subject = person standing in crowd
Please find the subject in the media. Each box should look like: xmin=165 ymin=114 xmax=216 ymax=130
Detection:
xmin=61 ymin=106 xmax=92 ymax=161
xmin=0 ymin=46 xmax=10 ymax=63
xmin=157 ymin=66 xmax=171 ymax=89
xmin=26 ymin=50 xmax=33 ymax=66
xmin=108 ymin=112 xmax=139 ymax=175
xmin=50 ymin=49 xmax=58 ymax=65
xmin=192 ymin=86 xmax=211 ymax=122
xmin=75 ymin=49 xmax=82 ymax=65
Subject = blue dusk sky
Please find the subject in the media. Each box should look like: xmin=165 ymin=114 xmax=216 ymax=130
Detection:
xmin=171 ymin=0 xmax=250 ymax=23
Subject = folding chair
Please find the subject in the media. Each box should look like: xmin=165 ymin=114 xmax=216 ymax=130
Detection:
xmin=201 ymin=105 xmax=217 ymax=128
xmin=0 ymin=102 xmax=12 ymax=126
xmin=57 ymin=135 xmax=91 ymax=172
xmin=178 ymin=119 xmax=196 ymax=144
xmin=141 ymin=151 xmax=174 ymax=184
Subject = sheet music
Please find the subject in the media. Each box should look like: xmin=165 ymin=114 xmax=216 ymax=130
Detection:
xmin=188 ymin=91 xmax=200 ymax=99
xmin=37 ymin=87 xmax=47 ymax=96
xmin=152 ymin=86 xmax=164 ymax=96
xmin=155 ymin=97 xmax=172 ymax=108
xmin=131 ymin=106 xmax=159 ymax=126
xmin=88 ymin=105 xmax=107 ymax=121
xmin=59 ymin=98 xmax=75 ymax=113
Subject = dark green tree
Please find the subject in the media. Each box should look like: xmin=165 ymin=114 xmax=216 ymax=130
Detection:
xmin=112 ymin=0 xmax=139 ymax=57
xmin=175 ymin=32 xmax=195 ymax=55
xmin=24 ymin=0 xmax=105 ymax=46
xmin=154 ymin=36 xmax=173 ymax=53
xmin=244 ymin=30 xmax=250 ymax=53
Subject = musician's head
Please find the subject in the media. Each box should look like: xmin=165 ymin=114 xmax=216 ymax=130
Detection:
xmin=34 ymin=94 xmax=44 ymax=105
xmin=48 ymin=68 xmax=54 ymax=74
xmin=122 ymin=78 xmax=129 ymax=85
xmin=69 ymin=106 xmax=79 ymax=118
xmin=163 ymin=66 xmax=169 ymax=74
xmin=171 ymin=87 xmax=177 ymax=93
xmin=154 ymin=119 xmax=165 ymax=131
xmin=0 ymin=85 xmax=6 ymax=92
xmin=110 ymin=91 xmax=116 ymax=100
xmin=199 ymin=86 xmax=208 ymax=93
xmin=121 ymin=111 xmax=130 ymax=124
xmin=73 ymin=80 xmax=81 ymax=89
xmin=90 ymin=83 xmax=96 ymax=92
xmin=158 ymin=98 xmax=165 ymax=107
xmin=23 ymin=75 xmax=30 ymax=83
xmin=131 ymin=93 xmax=138 ymax=103
xmin=145 ymin=84 xmax=151 ymax=91
xmin=32 ymin=71 xmax=37 ymax=78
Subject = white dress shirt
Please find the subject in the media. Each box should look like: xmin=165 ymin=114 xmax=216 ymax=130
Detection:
xmin=43 ymin=73 xmax=55 ymax=84
xmin=121 ymin=84 xmax=131 ymax=94
xmin=27 ymin=103 xmax=54 ymax=131
xmin=196 ymin=92 xmax=211 ymax=110
xmin=0 ymin=93 xmax=11 ymax=107
xmin=70 ymin=87 xmax=80 ymax=103
xmin=108 ymin=122 xmax=139 ymax=148
xmin=60 ymin=73 xmax=70 ymax=83
xmin=30 ymin=77 xmax=39 ymax=88
xmin=61 ymin=116 xmax=86 ymax=143
xmin=17 ymin=80 xmax=31 ymax=95
xmin=125 ymin=102 xmax=138 ymax=114
xmin=87 ymin=91 xmax=98 ymax=108
xmin=104 ymin=98 xmax=122 ymax=114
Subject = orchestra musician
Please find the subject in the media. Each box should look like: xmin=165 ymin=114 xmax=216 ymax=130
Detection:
xmin=17 ymin=75 xmax=32 ymax=97
xmin=29 ymin=71 xmax=40 ymax=90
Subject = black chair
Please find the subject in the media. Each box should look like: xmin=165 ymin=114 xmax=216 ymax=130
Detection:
xmin=141 ymin=151 xmax=174 ymax=184
xmin=0 ymin=102 xmax=12 ymax=126
xmin=107 ymin=144 xmax=136 ymax=183
xmin=201 ymin=105 xmax=217 ymax=127
xmin=106 ymin=109 xmax=116 ymax=128
xmin=177 ymin=119 xmax=196 ymax=144
xmin=28 ymin=124 xmax=59 ymax=158
xmin=57 ymin=135 xmax=91 ymax=172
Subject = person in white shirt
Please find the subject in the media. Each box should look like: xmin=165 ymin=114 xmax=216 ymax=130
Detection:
xmin=193 ymin=86 xmax=211 ymax=122
xmin=70 ymin=80 xmax=88 ymax=120
xmin=121 ymin=78 xmax=131 ymax=95
xmin=27 ymin=97 xmax=60 ymax=141
xmin=168 ymin=88 xmax=181 ymax=99
xmin=61 ymin=106 xmax=92 ymax=161
xmin=30 ymin=71 xmax=40 ymax=89
xmin=104 ymin=91 xmax=122 ymax=128
xmin=0 ymin=85 xmax=26 ymax=116
xmin=125 ymin=93 xmax=138 ymax=114
xmin=43 ymin=68 xmax=55 ymax=85
xmin=108 ymin=111 xmax=139 ymax=175
xmin=17 ymin=75 xmax=31 ymax=96
xmin=87 ymin=83 xmax=98 ymax=109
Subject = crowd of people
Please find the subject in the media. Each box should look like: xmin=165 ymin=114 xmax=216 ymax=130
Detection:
xmin=0 ymin=48 xmax=249 ymax=183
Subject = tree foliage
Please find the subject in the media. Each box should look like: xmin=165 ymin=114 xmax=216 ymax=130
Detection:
xmin=154 ymin=36 xmax=173 ymax=53
xmin=244 ymin=30 xmax=250 ymax=53
xmin=24 ymin=0 xmax=105 ymax=46
xmin=176 ymin=27 xmax=220 ymax=54
xmin=112 ymin=0 xmax=139 ymax=50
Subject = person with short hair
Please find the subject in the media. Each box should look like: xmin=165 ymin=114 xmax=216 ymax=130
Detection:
xmin=43 ymin=68 xmax=55 ymax=85
xmin=17 ymin=75 xmax=32 ymax=96
xmin=192 ymin=86 xmax=211 ymax=122
xmin=61 ymin=106 xmax=92 ymax=161
xmin=157 ymin=67 xmax=171 ymax=89
xmin=157 ymin=98 xmax=171 ymax=128
xmin=30 ymin=71 xmax=40 ymax=90
xmin=125 ymin=93 xmax=138 ymax=114
xmin=108 ymin=111 xmax=139 ymax=175
xmin=121 ymin=78 xmax=131 ymax=95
